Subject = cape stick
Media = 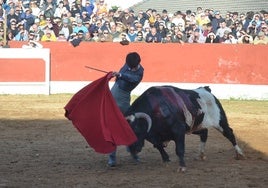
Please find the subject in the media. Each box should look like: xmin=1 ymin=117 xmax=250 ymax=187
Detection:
xmin=85 ymin=66 xmax=109 ymax=73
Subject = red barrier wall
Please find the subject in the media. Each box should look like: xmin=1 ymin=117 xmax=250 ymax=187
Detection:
xmin=1 ymin=41 xmax=268 ymax=84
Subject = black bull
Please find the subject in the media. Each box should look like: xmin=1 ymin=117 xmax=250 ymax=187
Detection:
xmin=125 ymin=86 xmax=245 ymax=171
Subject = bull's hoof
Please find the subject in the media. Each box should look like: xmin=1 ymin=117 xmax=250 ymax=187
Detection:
xmin=235 ymin=152 xmax=246 ymax=160
xmin=194 ymin=153 xmax=206 ymax=161
xmin=177 ymin=166 xmax=187 ymax=173
xmin=200 ymin=153 xmax=207 ymax=161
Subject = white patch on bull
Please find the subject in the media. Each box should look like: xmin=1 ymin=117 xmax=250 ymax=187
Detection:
xmin=194 ymin=87 xmax=223 ymax=131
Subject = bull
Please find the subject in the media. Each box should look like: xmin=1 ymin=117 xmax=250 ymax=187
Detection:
xmin=125 ymin=86 xmax=245 ymax=172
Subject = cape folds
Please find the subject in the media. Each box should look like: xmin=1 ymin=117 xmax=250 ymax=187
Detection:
xmin=64 ymin=72 xmax=137 ymax=154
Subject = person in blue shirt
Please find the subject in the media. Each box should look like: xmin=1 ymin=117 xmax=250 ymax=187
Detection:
xmin=145 ymin=27 xmax=162 ymax=42
xmin=108 ymin=52 xmax=144 ymax=167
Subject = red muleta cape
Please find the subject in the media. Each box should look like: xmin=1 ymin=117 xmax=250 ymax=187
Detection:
xmin=64 ymin=72 xmax=137 ymax=154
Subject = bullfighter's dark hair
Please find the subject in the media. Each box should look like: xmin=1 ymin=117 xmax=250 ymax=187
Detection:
xmin=126 ymin=52 xmax=141 ymax=68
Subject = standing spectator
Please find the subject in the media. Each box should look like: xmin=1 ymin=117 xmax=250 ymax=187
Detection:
xmin=196 ymin=12 xmax=210 ymax=28
xmin=145 ymin=26 xmax=162 ymax=42
xmin=107 ymin=52 xmax=144 ymax=167
xmin=210 ymin=11 xmax=224 ymax=33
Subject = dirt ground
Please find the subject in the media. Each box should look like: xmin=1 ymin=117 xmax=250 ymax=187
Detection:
xmin=0 ymin=94 xmax=267 ymax=188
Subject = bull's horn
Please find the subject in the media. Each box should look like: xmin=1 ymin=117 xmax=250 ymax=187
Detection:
xmin=125 ymin=114 xmax=135 ymax=122
xmin=134 ymin=112 xmax=152 ymax=132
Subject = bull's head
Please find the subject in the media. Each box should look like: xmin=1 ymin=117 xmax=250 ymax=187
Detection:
xmin=126 ymin=112 xmax=152 ymax=155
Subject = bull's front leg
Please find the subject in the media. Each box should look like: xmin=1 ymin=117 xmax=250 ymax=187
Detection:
xmin=174 ymin=123 xmax=186 ymax=172
xmin=154 ymin=144 xmax=170 ymax=162
xmin=192 ymin=128 xmax=208 ymax=160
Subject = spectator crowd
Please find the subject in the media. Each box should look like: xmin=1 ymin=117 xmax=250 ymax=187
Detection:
xmin=0 ymin=0 xmax=268 ymax=47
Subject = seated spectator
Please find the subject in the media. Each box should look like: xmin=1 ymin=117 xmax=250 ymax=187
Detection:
xmin=216 ymin=19 xmax=232 ymax=38
xmin=41 ymin=29 xmax=57 ymax=41
xmin=14 ymin=24 xmax=29 ymax=41
xmin=99 ymin=29 xmax=113 ymax=42
xmin=113 ymin=32 xmax=130 ymax=43
xmin=60 ymin=18 xmax=73 ymax=40
xmin=57 ymin=31 xmax=67 ymax=41
xmin=54 ymin=1 xmax=67 ymax=18
xmin=127 ymin=26 xmax=137 ymax=42
xmin=83 ymin=32 xmax=93 ymax=42
xmin=219 ymin=30 xmax=231 ymax=43
xmin=161 ymin=32 xmax=172 ymax=43
xmin=73 ymin=18 xmax=88 ymax=34
xmin=109 ymin=23 xmax=121 ymax=40
xmin=22 ymin=40 xmax=43 ymax=49
xmin=84 ymin=0 xmax=94 ymax=17
xmin=145 ymin=27 xmax=162 ymax=43
xmin=247 ymin=21 xmax=258 ymax=39
xmin=259 ymin=24 xmax=268 ymax=36
xmin=29 ymin=1 xmax=41 ymax=17
xmin=205 ymin=32 xmax=219 ymax=43
xmin=202 ymin=23 xmax=213 ymax=37
xmin=188 ymin=28 xmax=206 ymax=43
xmin=0 ymin=36 xmax=10 ymax=48
xmin=253 ymin=31 xmax=268 ymax=44
xmin=91 ymin=30 xmax=100 ymax=42
xmin=223 ymin=33 xmax=238 ymax=44
xmin=134 ymin=31 xmax=145 ymax=42
xmin=171 ymin=30 xmax=186 ymax=43
xmin=237 ymin=34 xmax=253 ymax=44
